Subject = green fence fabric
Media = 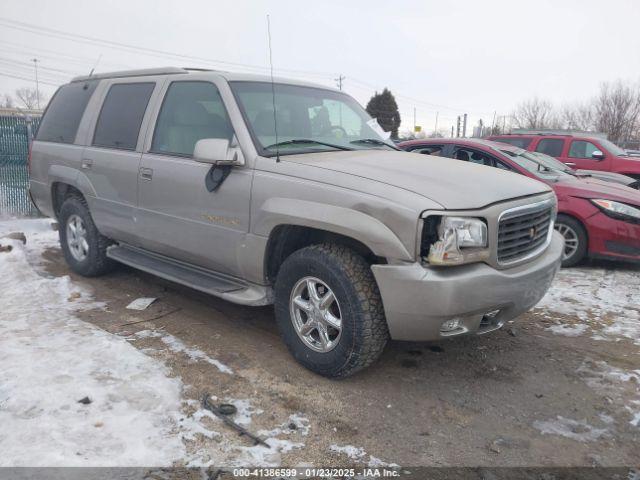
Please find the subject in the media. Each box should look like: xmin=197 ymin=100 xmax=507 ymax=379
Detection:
xmin=0 ymin=115 xmax=41 ymax=217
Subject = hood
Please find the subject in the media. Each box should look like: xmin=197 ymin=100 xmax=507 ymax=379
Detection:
xmin=554 ymin=175 xmax=640 ymax=206
xmin=575 ymin=169 xmax=636 ymax=186
xmin=280 ymin=150 xmax=551 ymax=209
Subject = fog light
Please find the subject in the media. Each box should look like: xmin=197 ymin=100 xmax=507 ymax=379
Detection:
xmin=440 ymin=318 xmax=461 ymax=333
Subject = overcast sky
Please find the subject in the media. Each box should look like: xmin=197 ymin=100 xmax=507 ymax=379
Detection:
xmin=1 ymin=0 xmax=638 ymax=134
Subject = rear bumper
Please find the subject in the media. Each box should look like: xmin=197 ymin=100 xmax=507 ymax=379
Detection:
xmin=372 ymin=232 xmax=564 ymax=341
xmin=585 ymin=212 xmax=640 ymax=262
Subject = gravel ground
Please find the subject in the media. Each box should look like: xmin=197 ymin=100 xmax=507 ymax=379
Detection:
xmin=2 ymin=219 xmax=639 ymax=469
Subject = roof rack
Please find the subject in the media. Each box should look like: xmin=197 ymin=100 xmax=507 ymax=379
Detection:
xmin=71 ymin=67 xmax=191 ymax=83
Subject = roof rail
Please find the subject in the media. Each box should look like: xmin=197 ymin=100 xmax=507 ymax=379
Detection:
xmin=71 ymin=67 xmax=189 ymax=83
xmin=511 ymin=128 xmax=607 ymax=139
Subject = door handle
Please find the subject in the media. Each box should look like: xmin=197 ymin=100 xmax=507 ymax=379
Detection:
xmin=81 ymin=159 xmax=93 ymax=169
xmin=565 ymin=162 xmax=576 ymax=167
xmin=139 ymin=167 xmax=153 ymax=180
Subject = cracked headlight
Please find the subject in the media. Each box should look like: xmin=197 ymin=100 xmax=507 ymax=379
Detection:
xmin=426 ymin=216 xmax=490 ymax=266
xmin=591 ymin=199 xmax=640 ymax=223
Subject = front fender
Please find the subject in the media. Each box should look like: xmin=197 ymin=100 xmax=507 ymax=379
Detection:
xmin=254 ymin=197 xmax=414 ymax=261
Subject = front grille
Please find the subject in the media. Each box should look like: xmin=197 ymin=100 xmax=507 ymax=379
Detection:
xmin=498 ymin=203 xmax=553 ymax=264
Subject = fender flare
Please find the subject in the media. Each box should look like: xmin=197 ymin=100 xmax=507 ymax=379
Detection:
xmin=255 ymin=198 xmax=414 ymax=261
xmin=48 ymin=165 xmax=97 ymax=198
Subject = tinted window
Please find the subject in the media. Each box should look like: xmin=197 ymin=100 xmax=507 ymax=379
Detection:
xmin=93 ymin=83 xmax=155 ymax=150
xmin=569 ymin=140 xmax=600 ymax=158
xmin=410 ymin=145 xmax=444 ymax=156
xmin=151 ymin=81 xmax=233 ymax=156
xmin=535 ymin=138 xmax=564 ymax=157
xmin=491 ymin=137 xmax=532 ymax=148
xmin=36 ymin=81 xmax=98 ymax=144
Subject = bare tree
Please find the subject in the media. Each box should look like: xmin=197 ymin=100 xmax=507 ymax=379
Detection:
xmin=560 ymin=102 xmax=594 ymax=131
xmin=0 ymin=93 xmax=14 ymax=108
xmin=593 ymin=80 xmax=640 ymax=144
xmin=15 ymin=87 xmax=41 ymax=109
xmin=511 ymin=97 xmax=559 ymax=130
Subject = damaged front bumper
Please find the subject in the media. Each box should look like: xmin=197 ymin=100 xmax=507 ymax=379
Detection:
xmin=371 ymin=231 xmax=564 ymax=341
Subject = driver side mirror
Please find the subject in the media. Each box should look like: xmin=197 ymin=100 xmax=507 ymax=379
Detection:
xmin=193 ymin=138 xmax=244 ymax=166
xmin=591 ymin=150 xmax=605 ymax=160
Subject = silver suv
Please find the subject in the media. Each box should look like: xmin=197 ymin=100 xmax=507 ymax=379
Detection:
xmin=30 ymin=68 xmax=563 ymax=377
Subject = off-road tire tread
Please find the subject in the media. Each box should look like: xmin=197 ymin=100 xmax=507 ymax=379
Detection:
xmin=59 ymin=194 xmax=115 ymax=277
xmin=275 ymin=243 xmax=389 ymax=378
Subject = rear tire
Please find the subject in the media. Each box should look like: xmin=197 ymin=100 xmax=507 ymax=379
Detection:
xmin=274 ymin=244 xmax=389 ymax=378
xmin=58 ymin=195 xmax=115 ymax=277
xmin=554 ymin=214 xmax=588 ymax=268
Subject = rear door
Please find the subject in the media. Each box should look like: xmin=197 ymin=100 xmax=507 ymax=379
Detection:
xmin=79 ymin=78 xmax=160 ymax=244
xmin=136 ymin=78 xmax=252 ymax=276
xmin=533 ymin=137 xmax=565 ymax=159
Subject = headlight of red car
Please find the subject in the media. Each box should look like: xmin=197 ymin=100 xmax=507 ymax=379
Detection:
xmin=591 ymin=199 xmax=640 ymax=224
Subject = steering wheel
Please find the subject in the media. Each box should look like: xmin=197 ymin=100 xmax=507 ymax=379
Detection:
xmin=321 ymin=125 xmax=347 ymax=139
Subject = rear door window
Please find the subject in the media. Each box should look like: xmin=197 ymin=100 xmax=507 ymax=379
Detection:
xmin=93 ymin=83 xmax=155 ymax=150
xmin=409 ymin=145 xmax=444 ymax=156
xmin=36 ymin=80 xmax=98 ymax=144
xmin=535 ymin=138 xmax=564 ymax=157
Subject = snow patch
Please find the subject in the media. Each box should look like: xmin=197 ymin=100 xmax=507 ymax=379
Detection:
xmin=329 ymin=444 xmax=398 ymax=468
xmin=578 ymin=360 xmax=640 ymax=428
xmin=532 ymin=416 xmax=609 ymax=442
xmin=0 ymin=220 xmax=188 ymax=466
xmin=536 ymin=267 xmax=640 ymax=344
xmin=132 ymin=329 xmax=233 ymax=374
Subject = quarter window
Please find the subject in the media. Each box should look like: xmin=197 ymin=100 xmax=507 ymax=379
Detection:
xmin=36 ymin=81 xmax=98 ymax=144
xmin=151 ymin=81 xmax=233 ymax=157
xmin=535 ymin=138 xmax=564 ymax=157
xmin=93 ymin=83 xmax=155 ymax=150
xmin=569 ymin=140 xmax=600 ymax=159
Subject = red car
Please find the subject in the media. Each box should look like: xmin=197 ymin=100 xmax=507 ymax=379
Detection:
xmin=488 ymin=133 xmax=640 ymax=182
xmin=399 ymin=138 xmax=640 ymax=267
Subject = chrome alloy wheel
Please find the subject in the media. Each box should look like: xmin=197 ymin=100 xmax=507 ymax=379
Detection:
xmin=289 ymin=276 xmax=343 ymax=353
xmin=66 ymin=214 xmax=89 ymax=262
xmin=555 ymin=223 xmax=579 ymax=261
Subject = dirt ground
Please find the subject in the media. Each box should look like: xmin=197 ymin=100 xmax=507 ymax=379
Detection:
xmin=41 ymin=247 xmax=640 ymax=468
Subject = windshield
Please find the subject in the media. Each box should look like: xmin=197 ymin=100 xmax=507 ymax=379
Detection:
xmin=500 ymin=149 xmax=572 ymax=180
xmin=598 ymin=138 xmax=628 ymax=156
xmin=528 ymin=151 xmax=573 ymax=171
xmin=230 ymin=81 xmax=397 ymax=156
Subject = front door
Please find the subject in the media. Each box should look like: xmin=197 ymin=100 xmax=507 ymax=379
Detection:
xmin=136 ymin=80 xmax=252 ymax=276
xmin=559 ymin=139 xmax=611 ymax=171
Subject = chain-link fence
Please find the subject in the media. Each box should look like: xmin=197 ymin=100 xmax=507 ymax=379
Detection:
xmin=0 ymin=114 xmax=41 ymax=217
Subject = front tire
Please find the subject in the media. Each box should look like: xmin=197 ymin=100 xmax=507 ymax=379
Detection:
xmin=274 ymin=244 xmax=389 ymax=378
xmin=58 ymin=195 xmax=115 ymax=277
xmin=554 ymin=214 xmax=588 ymax=268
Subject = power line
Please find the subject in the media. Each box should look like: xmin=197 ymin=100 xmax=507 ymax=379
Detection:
xmin=0 ymin=71 xmax=58 ymax=86
xmin=0 ymin=17 xmax=335 ymax=79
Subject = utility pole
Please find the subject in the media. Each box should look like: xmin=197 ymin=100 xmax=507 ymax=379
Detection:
xmin=335 ymin=74 xmax=345 ymax=90
xmin=456 ymin=116 xmax=461 ymax=138
xmin=413 ymin=107 xmax=416 ymax=132
xmin=490 ymin=111 xmax=497 ymax=134
xmin=451 ymin=125 xmax=454 ymax=138
xmin=32 ymin=58 xmax=40 ymax=109
xmin=462 ymin=113 xmax=468 ymax=138
xmin=434 ymin=111 xmax=439 ymax=136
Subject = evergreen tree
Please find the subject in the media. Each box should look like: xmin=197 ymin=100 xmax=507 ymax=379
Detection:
xmin=366 ymin=88 xmax=401 ymax=139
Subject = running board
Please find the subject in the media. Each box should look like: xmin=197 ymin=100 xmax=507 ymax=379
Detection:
xmin=107 ymin=245 xmax=272 ymax=306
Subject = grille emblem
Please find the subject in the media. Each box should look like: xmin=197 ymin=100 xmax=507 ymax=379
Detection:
xmin=528 ymin=226 xmax=537 ymax=239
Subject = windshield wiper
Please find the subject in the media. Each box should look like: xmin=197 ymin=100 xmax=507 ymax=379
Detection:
xmin=350 ymin=138 xmax=398 ymax=149
xmin=265 ymin=139 xmax=353 ymax=151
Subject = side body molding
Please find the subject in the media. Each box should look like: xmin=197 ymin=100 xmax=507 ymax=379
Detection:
xmin=253 ymin=198 xmax=414 ymax=261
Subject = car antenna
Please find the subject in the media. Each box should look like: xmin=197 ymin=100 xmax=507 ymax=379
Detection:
xmin=88 ymin=54 xmax=102 ymax=77
xmin=267 ymin=15 xmax=280 ymax=163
